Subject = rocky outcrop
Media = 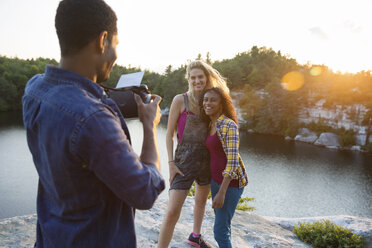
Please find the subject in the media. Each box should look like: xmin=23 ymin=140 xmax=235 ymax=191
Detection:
xmin=136 ymin=198 xmax=312 ymax=248
xmin=293 ymin=130 xmax=372 ymax=152
xmin=1 ymin=198 xmax=371 ymax=248
xmin=0 ymin=214 xmax=36 ymax=247
xmin=294 ymin=128 xmax=318 ymax=144
xmin=356 ymin=134 xmax=368 ymax=146
xmin=356 ymin=135 xmax=372 ymax=146
xmin=298 ymin=102 xmax=369 ymax=134
xmin=314 ymin=132 xmax=340 ymax=148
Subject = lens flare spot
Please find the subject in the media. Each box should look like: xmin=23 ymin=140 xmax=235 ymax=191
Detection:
xmin=310 ymin=66 xmax=322 ymax=76
xmin=281 ymin=71 xmax=304 ymax=91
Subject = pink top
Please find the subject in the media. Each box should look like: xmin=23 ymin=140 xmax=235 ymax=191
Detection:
xmin=206 ymin=132 xmax=239 ymax=188
xmin=177 ymin=109 xmax=195 ymax=143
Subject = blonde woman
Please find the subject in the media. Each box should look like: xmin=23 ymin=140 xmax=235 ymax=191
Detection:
xmin=158 ymin=60 xmax=229 ymax=248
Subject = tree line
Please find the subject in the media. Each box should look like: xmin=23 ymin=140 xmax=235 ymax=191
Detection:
xmin=0 ymin=57 xmax=58 ymax=111
xmin=1 ymin=46 xmax=371 ymax=140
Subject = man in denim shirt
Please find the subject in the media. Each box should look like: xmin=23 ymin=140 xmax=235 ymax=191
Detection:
xmin=22 ymin=0 xmax=165 ymax=247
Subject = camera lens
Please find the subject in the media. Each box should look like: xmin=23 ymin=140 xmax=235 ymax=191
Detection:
xmin=140 ymin=92 xmax=151 ymax=104
xmin=108 ymin=84 xmax=152 ymax=118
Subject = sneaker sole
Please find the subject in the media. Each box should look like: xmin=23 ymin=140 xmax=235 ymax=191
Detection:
xmin=187 ymin=240 xmax=200 ymax=247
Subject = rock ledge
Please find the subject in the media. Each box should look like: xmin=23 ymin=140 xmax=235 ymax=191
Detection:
xmin=1 ymin=198 xmax=371 ymax=248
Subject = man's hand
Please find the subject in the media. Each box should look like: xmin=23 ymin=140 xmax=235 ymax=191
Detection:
xmin=134 ymin=94 xmax=162 ymax=127
xmin=134 ymin=94 xmax=162 ymax=169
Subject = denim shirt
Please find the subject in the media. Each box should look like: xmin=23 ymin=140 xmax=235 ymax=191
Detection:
xmin=22 ymin=65 xmax=165 ymax=248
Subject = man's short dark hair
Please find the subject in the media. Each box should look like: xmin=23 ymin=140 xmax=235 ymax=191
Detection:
xmin=55 ymin=0 xmax=117 ymax=56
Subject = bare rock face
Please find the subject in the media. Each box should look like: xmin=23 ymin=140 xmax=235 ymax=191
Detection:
xmin=295 ymin=128 xmax=318 ymax=144
xmin=355 ymin=134 xmax=367 ymax=146
xmin=228 ymin=212 xmax=312 ymax=248
xmin=136 ymin=198 xmax=311 ymax=248
xmin=314 ymin=132 xmax=340 ymax=147
xmin=1 ymin=198 xmax=371 ymax=247
xmin=0 ymin=198 xmax=309 ymax=248
xmin=0 ymin=214 xmax=36 ymax=247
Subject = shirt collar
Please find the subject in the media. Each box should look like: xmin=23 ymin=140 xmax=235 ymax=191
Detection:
xmin=44 ymin=65 xmax=104 ymax=99
xmin=215 ymin=114 xmax=227 ymax=127
xmin=216 ymin=114 xmax=226 ymax=123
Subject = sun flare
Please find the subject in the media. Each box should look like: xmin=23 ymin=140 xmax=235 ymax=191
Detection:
xmin=281 ymin=71 xmax=305 ymax=91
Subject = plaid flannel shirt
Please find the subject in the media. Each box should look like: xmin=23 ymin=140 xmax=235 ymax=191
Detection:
xmin=215 ymin=115 xmax=248 ymax=188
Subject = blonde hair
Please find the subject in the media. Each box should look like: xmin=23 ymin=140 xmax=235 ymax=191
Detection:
xmin=186 ymin=60 xmax=230 ymax=113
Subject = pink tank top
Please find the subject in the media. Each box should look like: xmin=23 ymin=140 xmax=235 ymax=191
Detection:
xmin=177 ymin=109 xmax=195 ymax=143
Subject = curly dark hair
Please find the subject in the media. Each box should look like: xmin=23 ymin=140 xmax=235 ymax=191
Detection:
xmin=200 ymin=87 xmax=238 ymax=125
xmin=55 ymin=0 xmax=117 ymax=56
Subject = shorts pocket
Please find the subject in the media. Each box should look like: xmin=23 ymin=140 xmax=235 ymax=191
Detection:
xmin=174 ymin=145 xmax=191 ymax=168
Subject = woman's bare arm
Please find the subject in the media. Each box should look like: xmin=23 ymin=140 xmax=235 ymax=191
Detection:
xmin=166 ymin=94 xmax=185 ymax=183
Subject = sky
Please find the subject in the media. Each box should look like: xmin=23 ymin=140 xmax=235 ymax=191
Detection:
xmin=0 ymin=0 xmax=371 ymax=74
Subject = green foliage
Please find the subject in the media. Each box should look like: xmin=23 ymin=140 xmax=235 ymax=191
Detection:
xmin=304 ymin=120 xmax=357 ymax=147
xmin=306 ymin=69 xmax=372 ymax=108
xmin=187 ymin=182 xmax=255 ymax=211
xmin=362 ymin=143 xmax=372 ymax=153
xmin=238 ymin=84 xmax=263 ymax=121
xmin=284 ymin=125 xmax=299 ymax=138
xmin=361 ymin=110 xmax=372 ymax=126
xmin=1 ymin=47 xmax=371 ymax=136
xmin=187 ymin=182 xmax=212 ymax=199
xmin=236 ymin=197 xmax=256 ymax=212
xmin=213 ymin=46 xmax=299 ymax=88
xmin=187 ymin=182 xmax=196 ymax=197
xmin=0 ymin=76 xmax=17 ymax=111
xmin=153 ymin=65 xmax=188 ymax=109
xmin=248 ymin=81 xmax=301 ymax=136
xmin=339 ymin=130 xmax=356 ymax=147
xmin=305 ymin=119 xmax=335 ymax=136
xmin=293 ymin=220 xmax=366 ymax=248
xmin=0 ymin=56 xmax=58 ymax=111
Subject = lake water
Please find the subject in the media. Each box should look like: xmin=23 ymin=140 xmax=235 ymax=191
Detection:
xmin=0 ymin=111 xmax=371 ymax=219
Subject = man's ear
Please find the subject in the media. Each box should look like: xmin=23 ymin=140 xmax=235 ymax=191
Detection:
xmin=98 ymin=31 xmax=108 ymax=54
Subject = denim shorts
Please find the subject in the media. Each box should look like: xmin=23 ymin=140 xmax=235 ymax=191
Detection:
xmin=170 ymin=143 xmax=211 ymax=190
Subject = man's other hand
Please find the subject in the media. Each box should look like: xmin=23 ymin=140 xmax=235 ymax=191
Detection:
xmin=134 ymin=94 xmax=162 ymax=127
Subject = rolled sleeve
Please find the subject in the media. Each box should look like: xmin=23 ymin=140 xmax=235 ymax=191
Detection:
xmin=221 ymin=121 xmax=240 ymax=180
xmin=73 ymin=108 xmax=165 ymax=210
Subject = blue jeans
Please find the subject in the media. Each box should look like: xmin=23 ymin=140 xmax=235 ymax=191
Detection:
xmin=211 ymin=179 xmax=244 ymax=248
